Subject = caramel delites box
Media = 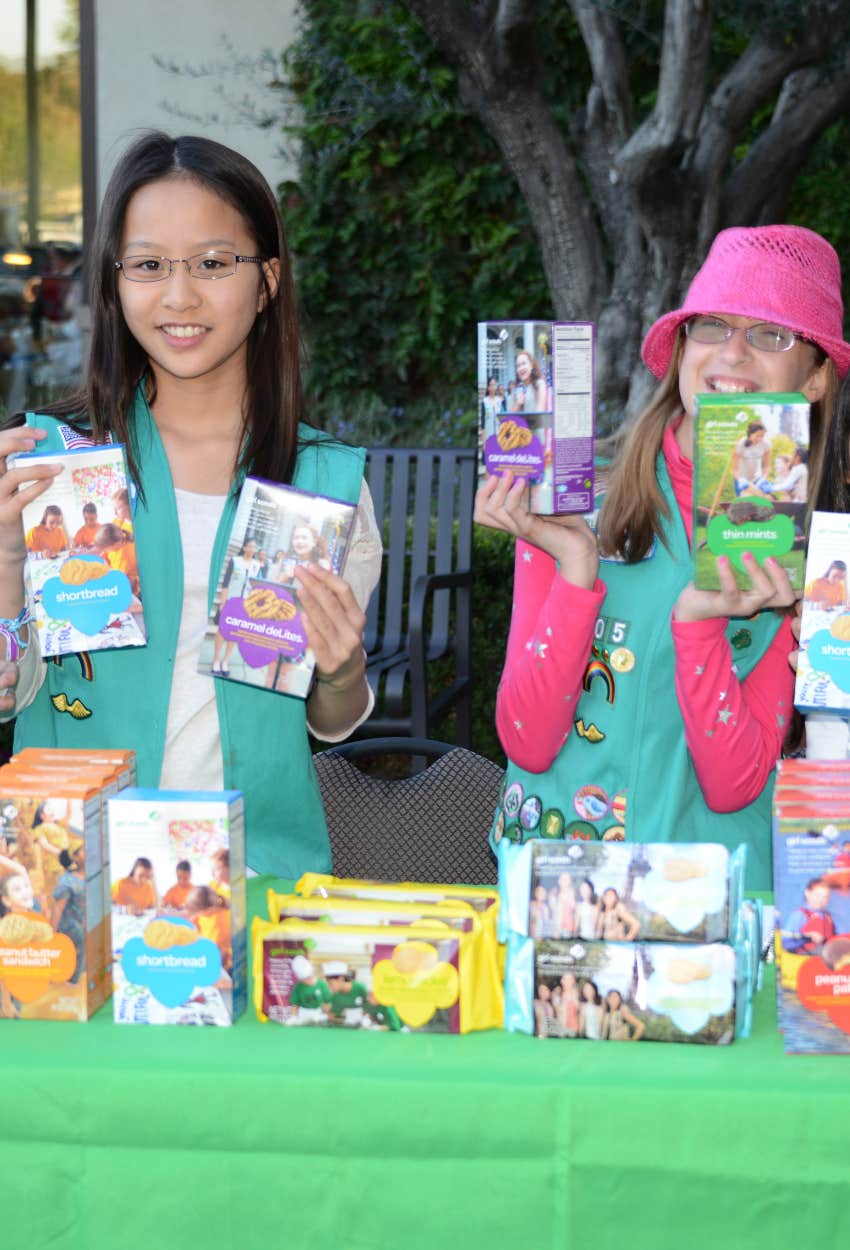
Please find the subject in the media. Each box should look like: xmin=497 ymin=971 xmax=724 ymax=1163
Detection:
xmin=476 ymin=319 xmax=594 ymax=515
xmin=198 ymin=477 xmax=357 ymax=698
xmin=108 ymin=789 xmax=246 ymax=1026
xmin=0 ymin=775 xmax=105 ymax=1020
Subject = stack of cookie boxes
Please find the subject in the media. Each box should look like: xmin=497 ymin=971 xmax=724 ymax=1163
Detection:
xmin=772 ymin=758 xmax=850 ymax=1054
xmin=0 ymin=747 xmax=136 ymax=1021
xmin=251 ymin=873 xmax=504 ymax=1034
xmin=498 ymin=839 xmax=758 ymax=1045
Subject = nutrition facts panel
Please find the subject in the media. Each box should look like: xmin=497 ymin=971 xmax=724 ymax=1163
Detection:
xmin=553 ymin=322 xmax=594 ymax=440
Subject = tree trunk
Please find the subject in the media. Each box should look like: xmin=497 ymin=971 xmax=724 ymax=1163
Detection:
xmin=398 ymin=0 xmax=850 ymax=431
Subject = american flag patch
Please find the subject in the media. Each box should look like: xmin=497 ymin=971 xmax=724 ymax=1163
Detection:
xmin=57 ymin=424 xmax=113 ymax=449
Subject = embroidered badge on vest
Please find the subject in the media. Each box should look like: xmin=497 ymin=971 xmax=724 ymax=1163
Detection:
xmin=582 ymin=657 xmax=615 ymax=703
xmin=574 ymin=718 xmax=605 ymax=743
xmin=51 ymin=692 xmax=92 ymax=719
xmin=57 ymin=424 xmax=113 ymax=450
xmin=52 ymin=653 xmax=94 ymax=681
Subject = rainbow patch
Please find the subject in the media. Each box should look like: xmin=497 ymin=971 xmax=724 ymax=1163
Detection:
xmin=582 ymin=657 xmax=615 ymax=704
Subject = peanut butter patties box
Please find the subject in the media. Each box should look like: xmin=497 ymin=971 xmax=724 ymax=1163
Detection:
xmin=0 ymin=772 xmax=106 ymax=1020
xmin=108 ymin=789 xmax=245 ymax=1026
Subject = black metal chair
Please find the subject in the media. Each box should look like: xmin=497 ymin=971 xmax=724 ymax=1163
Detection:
xmin=313 ymin=737 xmax=502 ymax=884
xmin=359 ymin=447 xmax=475 ymax=746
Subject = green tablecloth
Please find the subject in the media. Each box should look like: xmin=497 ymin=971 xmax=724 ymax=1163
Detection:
xmin=5 ymin=878 xmax=848 ymax=1249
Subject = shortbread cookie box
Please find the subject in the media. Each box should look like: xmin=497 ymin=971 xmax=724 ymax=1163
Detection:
xmin=16 ymin=442 xmax=146 ymax=655
xmin=505 ymin=934 xmax=751 ymax=1044
xmin=498 ymin=840 xmax=744 ymax=944
xmin=794 ymin=510 xmax=850 ymax=714
xmin=108 ymin=789 xmax=246 ymax=1026
xmin=0 ymin=775 xmax=106 ymax=1020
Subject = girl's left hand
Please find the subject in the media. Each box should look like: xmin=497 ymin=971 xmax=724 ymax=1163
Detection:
xmin=674 ymin=553 xmax=799 ymax=622
xmin=294 ymin=563 xmax=366 ymax=688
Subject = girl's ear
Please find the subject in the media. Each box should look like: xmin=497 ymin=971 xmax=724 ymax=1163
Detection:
xmin=803 ymin=355 xmax=829 ymax=404
xmin=258 ymin=258 xmax=281 ymax=313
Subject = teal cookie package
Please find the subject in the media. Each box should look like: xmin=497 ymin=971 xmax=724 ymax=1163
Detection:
xmin=499 ymin=840 xmax=757 ymax=1044
xmin=504 ymin=932 xmax=753 ymax=1044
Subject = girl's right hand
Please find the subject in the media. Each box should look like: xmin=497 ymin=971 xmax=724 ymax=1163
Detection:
xmin=474 ymin=471 xmax=599 ymax=589
xmin=0 ymin=426 xmax=61 ymax=563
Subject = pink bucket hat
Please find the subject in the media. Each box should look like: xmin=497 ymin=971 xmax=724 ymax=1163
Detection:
xmin=641 ymin=224 xmax=850 ymax=379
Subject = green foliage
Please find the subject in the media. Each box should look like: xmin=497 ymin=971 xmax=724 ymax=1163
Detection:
xmin=787 ymin=118 xmax=850 ymax=283
xmin=281 ymin=0 xmax=551 ymax=431
xmin=0 ymin=42 xmax=81 ymax=242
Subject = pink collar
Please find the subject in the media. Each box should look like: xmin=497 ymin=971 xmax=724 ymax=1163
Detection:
xmin=662 ymin=417 xmax=693 ymax=543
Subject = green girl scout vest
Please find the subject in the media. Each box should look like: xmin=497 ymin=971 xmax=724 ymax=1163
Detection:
xmin=17 ymin=387 xmax=365 ymax=879
xmin=491 ymin=455 xmax=784 ymax=890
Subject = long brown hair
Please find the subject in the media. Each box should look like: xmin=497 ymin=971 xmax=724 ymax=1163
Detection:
xmin=596 ymin=341 xmax=684 ymax=561
xmin=34 ymin=132 xmax=306 ymax=492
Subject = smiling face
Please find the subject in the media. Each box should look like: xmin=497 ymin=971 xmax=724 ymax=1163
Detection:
xmin=117 ymin=175 xmax=271 ymax=395
xmin=677 ymin=313 xmax=829 ymax=421
xmin=132 ymin=864 xmax=153 ymax=886
xmin=807 ymin=883 xmax=831 ymax=910
xmin=3 ymin=873 xmax=34 ymax=911
xmin=291 ymin=526 xmax=315 ymax=558
xmin=516 ymin=351 xmax=532 ymax=383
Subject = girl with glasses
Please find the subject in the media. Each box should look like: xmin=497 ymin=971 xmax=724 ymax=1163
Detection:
xmin=0 ymin=132 xmax=382 ymax=879
xmin=477 ymin=224 xmax=850 ymax=888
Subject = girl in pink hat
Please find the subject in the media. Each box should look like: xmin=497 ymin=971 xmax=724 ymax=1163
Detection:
xmin=477 ymin=224 xmax=849 ymax=888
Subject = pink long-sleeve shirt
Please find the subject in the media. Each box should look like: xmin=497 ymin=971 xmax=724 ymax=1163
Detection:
xmin=496 ymin=424 xmax=794 ymax=811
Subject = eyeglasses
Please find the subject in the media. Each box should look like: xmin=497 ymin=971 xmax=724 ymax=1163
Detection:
xmin=114 ymin=251 xmax=263 ymax=282
xmin=684 ymin=315 xmax=802 ymax=353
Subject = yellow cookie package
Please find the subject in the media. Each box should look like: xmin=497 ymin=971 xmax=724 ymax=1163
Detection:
xmin=254 ymin=874 xmax=505 ymax=1032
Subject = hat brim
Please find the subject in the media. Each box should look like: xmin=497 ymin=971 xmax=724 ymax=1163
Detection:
xmin=641 ymin=308 xmax=850 ymax=380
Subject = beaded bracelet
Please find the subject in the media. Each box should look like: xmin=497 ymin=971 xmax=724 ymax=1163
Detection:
xmin=0 ymin=605 xmax=32 ymax=663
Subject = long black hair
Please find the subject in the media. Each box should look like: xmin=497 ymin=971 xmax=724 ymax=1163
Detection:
xmin=36 ymin=131 xmax=305 ymax=490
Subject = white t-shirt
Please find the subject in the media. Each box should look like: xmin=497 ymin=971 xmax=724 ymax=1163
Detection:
xmin=160 ymin=479 xmax=382 ymax=790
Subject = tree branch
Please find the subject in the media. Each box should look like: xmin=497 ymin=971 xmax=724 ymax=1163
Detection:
xmin=617 ymin=0 xmax=713 ymax=183
xmin=568 ymin=0 xmax=632 ymax=138
xmin=691 ymin=25 xmax=837 ymax=189
xmin=494 ymin=0 xmax=537 ymax=41
xmin=722 ymin=52 xmax=850 ymax=224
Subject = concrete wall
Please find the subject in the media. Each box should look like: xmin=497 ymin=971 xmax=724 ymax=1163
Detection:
xmin=94 ymin=0 xmax=301 ymax=199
